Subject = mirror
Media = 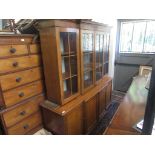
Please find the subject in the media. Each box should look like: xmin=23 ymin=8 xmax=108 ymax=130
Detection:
xmin=0 ymin=19 xmax=16 ymax=33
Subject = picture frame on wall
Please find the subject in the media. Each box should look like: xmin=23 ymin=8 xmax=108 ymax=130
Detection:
xmin=139 ymin=65 xmax=152 ymax=77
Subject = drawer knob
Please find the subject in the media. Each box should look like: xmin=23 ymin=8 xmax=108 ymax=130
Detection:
xmin=16 ymin=77 xmax=22 ymax=83
xmin=20 ymin=110 xmax=26 ymax=116
xmin=12 ymin=62 xmax=18 ymax=67
xmin=23 ymin=124 xmax=29 ymax=130
xmin=19 ymin=92 xmax=24 ymax=97
xmin=10 ymin=48 xmax=16 ymax=53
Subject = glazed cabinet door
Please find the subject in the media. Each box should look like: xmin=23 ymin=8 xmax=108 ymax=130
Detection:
xmin=58 ymin=28 xmax=80 ymax=104
xmin=81 ymin=30 xmax=95 ymax=93
xmin=103 ymin=33 xmax=110 ymax=75
xmin=95 ymin=32 xmax=104 ymax=82
xmin=84 ymin=95 xmax=98 ymax=134
xmin=95 ymin=32 xmax=110 ymax=82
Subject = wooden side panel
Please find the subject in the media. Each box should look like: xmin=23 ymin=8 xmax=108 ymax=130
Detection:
xmin=39 ymin=28 xmax=61 ymax=104
xmin=84 ymin=95 xmax=98 ymax=134
xmin=41 ymin=107 xmax=65 ymax=134
xmin=0 ymin=86 xmax=4 ymax=109
xmin=66 ymin=102 xmax=84 ymax=135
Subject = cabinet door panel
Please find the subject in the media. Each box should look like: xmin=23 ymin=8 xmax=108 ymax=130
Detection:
xmin=84 ymin=95 xmax=98 ymax=133
xmin=99 ymin=87 xmax=106 ymax=118
xmin=66 ymin=103 xmax=84 ymax=135
xmin=81 ymin=31 xmax=95 ymax=92
xmin=106 ymin=82 xmax=112 ymax=108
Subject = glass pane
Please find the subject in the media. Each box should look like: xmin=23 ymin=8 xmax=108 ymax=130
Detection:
xmin=100 ymin=34 xmax=104 ymax=51
xmin=84 ymin=71 xmax=93 ymax=89
xmin=82 ymin=33 xmax=93 ymax=52
xmin=144 ymin=21 xmax=155 ymax=52
xmin=120 ymin=23 xmax=133 ymax=52
xmin=62 ymin=57 xmax=70 ymax=79
xmin=70 ymin=56 xmax=77 ymax=76
xmin=60 ymin=32 xmax=69 ymax=55
xmin=71 ymin=76 xmax=78 ymax=95
xmin=132 ymin=22 xmax=146 ymax=52
xmin=83 ymin=53 xmax=93 ymax=72
xmin=69 ymin=32 xmax=77 ymax=54
xmin=95 ymin=34 xmax=100 ymax=51
xmin=96 ymin=67 xmax=102 ymax=81
xmin=104 ymin=63 xmax=109 ymax=74
xmin=95 ymin=34 xmax=100 ymax=68
xmin=104 ymin=35 xmax=109 ymax=62
xmin=63 ymin=79 xmax=71 ymax=99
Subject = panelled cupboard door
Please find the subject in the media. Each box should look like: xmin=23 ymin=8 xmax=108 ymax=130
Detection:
xmin=106 ymin=81 xmax=112 ymax=108
xmin=56 ymin=27 xmax=80 ymax=104
xmin=84 ymin=95 xmax=98 ymax=134
xmin=98 ymin=86 xmax=107 ymax=118
xmin=81 ymin=30 xmax=95 ymax=93
xmin=65 ymin=102 xmax=84 ymax=135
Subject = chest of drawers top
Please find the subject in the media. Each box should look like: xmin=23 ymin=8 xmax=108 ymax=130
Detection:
xmin=0 ymin=34 xmax=36 ymax=45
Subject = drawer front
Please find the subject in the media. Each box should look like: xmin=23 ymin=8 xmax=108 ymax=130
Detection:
xmin=3 ymin=80 xmax=44 ymax=108
xmin=30 ymin=44 xmax=40 ymax=54
xmin=0 ymin=55 xmax=41 ymax=74
xmin=0 ymin=45 xmax=28 ymax=58
xmin=7 ymin=112 xmax=42 ymax=135
xmin=2 ymin=94 xmax=44 ymax=128
xmin=0 ymin=36 xmax=33 ymax=45
xmin=0 ymin=67 xmax=42 ymax=91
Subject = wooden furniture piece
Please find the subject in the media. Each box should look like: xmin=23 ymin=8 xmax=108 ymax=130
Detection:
xmin=37 ymin=20 xmax=112 ymax=134
xmin=41 ymin=76 xmax=112 ymax=134
xmin=0 ymin=34 xmax=45 ymax=135
xmin=104 ymin=76 xmax=148 ymax=135
xmin=37 ymin=20 xmax=80 ymax=105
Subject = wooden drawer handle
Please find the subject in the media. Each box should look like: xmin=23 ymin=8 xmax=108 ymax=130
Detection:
xmin=12 ymin=62 xmax=18 ymax=67
xmin=23 ymin=124 xmax=29 ymax=130
xmin=19 ymin=92 xmax=24 ymax=97
xmin=16 ymin=77 xmax=22 ymax=83
xmin=20 ymin=110 xmax=26 ymax=116
xmin=10 ymin=48 xmax=16 ymax=53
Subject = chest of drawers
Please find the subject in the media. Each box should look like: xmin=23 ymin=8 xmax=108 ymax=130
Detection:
xmin=0 ymin=34 xmax=45 ymax=135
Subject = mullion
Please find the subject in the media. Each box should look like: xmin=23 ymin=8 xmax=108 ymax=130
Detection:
xmin=130 ymin=22 xmax=134 ymax=52
xmin=68 ymin=32 xmax=72 ymax=96
xmin=142 ymin=21 xmax=148 ymax=53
